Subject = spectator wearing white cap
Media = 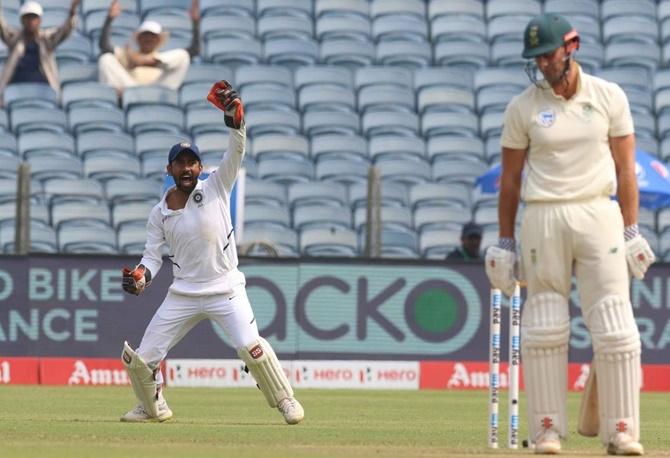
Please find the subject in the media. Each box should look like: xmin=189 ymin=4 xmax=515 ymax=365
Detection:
xmin=0 ymin=0 xmax=80 ymax=101
xmin=98 ymin=0 xmax=200 ymax=94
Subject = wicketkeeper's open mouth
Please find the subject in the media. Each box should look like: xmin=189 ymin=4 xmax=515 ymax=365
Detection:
xmin=180 ymin=174 xmax=193 ymax=186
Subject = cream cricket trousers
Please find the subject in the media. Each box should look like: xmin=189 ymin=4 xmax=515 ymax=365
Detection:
xmin=136 ymin=284 xmax=260 ymax=386
xmin=519 ymin=197 xmax=641 ymax=443
xmin=98 ymin=48 xmax=190 ymax=91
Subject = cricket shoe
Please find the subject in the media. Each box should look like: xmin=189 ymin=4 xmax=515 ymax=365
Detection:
xmin=607 ymin=433 xmax=644 ymax=456
xmin=534 ymin=429 xmax=561 ymax=455
xmin=120 ymin=396 xmax=173 ymax=423
xmin=277 ymin=397 xmax=304 ymax=425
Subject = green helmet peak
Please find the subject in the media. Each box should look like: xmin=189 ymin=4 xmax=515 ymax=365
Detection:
xmin=522 ymin=13 xmax=579 ymax=59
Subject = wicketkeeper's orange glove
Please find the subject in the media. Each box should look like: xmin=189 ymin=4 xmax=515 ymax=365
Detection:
xmin=207 ymin=80 xmax=244 ymax=129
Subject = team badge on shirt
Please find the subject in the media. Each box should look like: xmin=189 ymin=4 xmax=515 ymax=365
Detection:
xmin=536 ymin=109 xmax=556 ymax=127
xmin=193 ymin=190 xmax=204 ymax=205
xmin=581 ymin=103 xmax=593 ymax=122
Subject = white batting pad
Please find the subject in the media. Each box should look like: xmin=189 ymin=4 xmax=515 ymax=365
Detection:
xmin=237 ymin=337 xmax=293 ymax=408
xmin=122 ymin=341 xmax=159 ymax=418
xmin=521 ymin=292 xmax=570 ymax=440
xmin=583 ymin=295 xmax=641 ymax=444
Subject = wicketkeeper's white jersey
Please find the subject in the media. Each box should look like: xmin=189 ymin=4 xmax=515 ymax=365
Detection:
xmin=501 ymin=64 xmax=634 ymax=203
xmin=139 ymin=125 xmax=247 ymax=296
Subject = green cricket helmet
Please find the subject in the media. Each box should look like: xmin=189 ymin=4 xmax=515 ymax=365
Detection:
xmin=522 ymin=13 xmax=579 ymax=59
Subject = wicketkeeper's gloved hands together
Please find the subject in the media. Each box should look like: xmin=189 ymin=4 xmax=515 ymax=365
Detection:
xmin=207 ymin=80 xmax=244 ymax=129
xmin=485 ymin=238 xmax=518 ymax=297
xmin=624 ymin=224 xmax=655 ymax=279
xmin=122 ymin=264 xmax=151 ymax=296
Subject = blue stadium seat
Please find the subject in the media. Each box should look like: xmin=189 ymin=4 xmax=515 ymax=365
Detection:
xmin=485 ymin=0 xmax=540 ymax=21
xmin=242 ymin=87 xmax=296 ymax=112
xmin=414 ymin=206 xmax=471 ymax=233
xmin=316 ymin=14 xmax=371 ymax=42
xmin=288 ymin=181 xmax=348 ymax=210
xmin=603 ymin=16 xmax=659 ymax=45
xmin=605 ymin=42 xmax=661 ymax=74
xmin=257 ymin=0 xmax=312 ymax=18
xmin=0 ymin=131 xmax=18 ymax=158
xmin=184 ymin=63 xmax=234 ymax=86
xmin=55 ymin=32 xmax=93 ymax=65
xmin=417 ymin=86 xmax=475 ymax=114
xmin=179 ymin=82 xmax=212 ymax=109
xmin=353 ymin=205 xmax=413 ymax=231
xmin=427 ymin=136 xmax=486 ymax=163
xmin=84 ymin=151 xmax=141 ymax=181
xmin=117 ymin=224 xmax=147 ymax=254
xmin=68 ymin=105 xmax=125 ymax=134
xmin=264 ymin=38 xmax=320 ymax=68
xmin=77 ymin=131 xmax=134 ymax=158
xmin=315 ymin=0 xmax=369 ymax=19
xmin=235 ymin=65 xmax=293 ymax=93
xmin=320 ymin=38 xmax=376 ymax=68
xmin=58 ymin=223 xmax=117 ymax=253
xmin=126 ymin=105 xmax=186 ymax=135
xmin=372 ymin=15 xmax=428 ymax=42
xmin=480 ymin=111 xmax=505 ymax=138
xmin=363 ymin=111 xmax=419 ymax=137
xmin=136 ymin=133 xmax=190 ymax=160
xmin=0 ymin=155 xmax=20 ymax=179
xmin=241 ymin=226 xmax=299 ymax=257
xmin=244 ymin=203 xmax=291 ymax=230
xmin=300 ymin=226 xmax=358 ymax=257
xmin=293 ymin=205 xmax=351 ymax=231
xmin=299 ymin=85 xmax=356 ymax=112
xmin=369 ymin=135 xmax=425 ymax=162
xmin=0 ymin=178 xmax=44 ymax=204
xmin=1 ymin=223 xmax=58 ymax=253
xmin=200 ymin=0 xmax=254 ymax=17
xmin=409 ymin=182 xmax=471 ymax=209
xmin=315 ymin=158 xmax=369 ymax=186
xmin=205 ymin=37 xmax=262 ymax=66
xmin=359 ymin=85 xmax=415 ymax=113
xmin=311 ymin=134 xmax=368 ymax=162
xmin=140 ymin=0 xmax=191 ymax=16
xmin=245 ymin=110 xmax=301 ymax=137
xmin=19 ymin=131 xmax=75 ymax=159
xmin=431 ymin=15 xmax=486 ymax=44
xmin=433 ymin=159 xmax=488 ymax=185
xmin=414 ymin=67 xmax=474 ymax=92
xmin=294 ymin=65 xmax=353 ymax=90
xmin=257 ymin=157 xmax=314 ymax=185
xmin=10 ymin=107 xmax=67 ymax=134
xmin=257 ymin=15 xmax=313 ymax=41
xmin=376 ymin=40 xmax=432 ymax=68
xmin=303 ymin=111 xmax=360 ymax=137
xmin=4 ymin=83 xmax=58 ymax=110
xmin=105 ymin=178 xmax=162 ymax=206
xmin=122 ymin=85 xmax=179 ymax=110
xmin=245 ymin=178 xmax=287 ymax=207
xmin=490 ymin=40 xmax=525 ymax=68
xmin=487 ymin=16 xmax=529 ymax=44
xmin=601 ymin=0 xmax=657 ymax=22
xmin=62 ymin=82 xmax=118 ymax=109
xmin=434 ymin=41 xmax=488 ymax=70
xmin=421 ymin=111 xmax=479 ymax=138
xmin=85 ymin=10 xmax=139 ymax=41
xmin=355 ymin=66 xmax=413 ymax=92
xmin=252 ymin=134 xmax=310 ymax=164
xmin=0 ymin=200 xmax=49 ymax=227
xmin=375 ymin=158 xmax=432 ymax=186
xmin=112 ymin=201 xmax=155 ymax=231
xmin=51 ymin=200 xmax=110 ymax=229
xmin=201 ymin=14 xmax=255 ymax=41
xmin=44 ymin=178 xmax=105 ymax=206
xmin=349 ymin=181 xmax=409 ymax=209
xmin=420 ymin=228 xmax=466 ymax=259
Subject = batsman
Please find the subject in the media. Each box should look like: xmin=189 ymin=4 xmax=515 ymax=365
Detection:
xmin=485 ymin=13 xmax=654 ymax=455
xmin=119 ymin=80 xmax=304 ymax=425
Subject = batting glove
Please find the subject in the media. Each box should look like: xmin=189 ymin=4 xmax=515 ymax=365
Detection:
xmin=485 ymin=239 xmax=518 ymax=297
xmin=207 ymin=80 xmax=244 ymax=129
xmin=624 ymin=225 xmax=655 ymax=280
xmin=122 ymin=264 xmax=151 ymax=296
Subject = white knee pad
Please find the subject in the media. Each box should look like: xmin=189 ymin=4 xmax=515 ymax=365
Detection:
xmin=521 ymin=292 xmax=570 ymax=441
xmin=584 ymin=295 xmax=641 ymax=444
xmin=122 ymin=341 xmax=159 ymax=417
xmin=238 ymin=337 xmax=293 ymax=408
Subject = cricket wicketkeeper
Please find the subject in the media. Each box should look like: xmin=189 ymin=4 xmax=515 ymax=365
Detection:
xmin=119 ymin=80 xmax=304 ymax=425
xmin=485 ymin=13 xmax=654 ymax=456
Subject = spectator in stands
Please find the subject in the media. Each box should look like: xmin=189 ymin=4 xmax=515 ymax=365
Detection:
xmin=446 ymin=222 xmax=482 ymax=261
xmin=98 ymin=0 xmax=200 ymax=94
xmin=0 ymin=0 xmax=80 ymax=102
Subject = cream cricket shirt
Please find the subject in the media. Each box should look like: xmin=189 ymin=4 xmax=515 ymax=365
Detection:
xmin=139 ymin=125 xmax=247 ymax=296
xmin=501 ymin=64 xmax=634 ymax=202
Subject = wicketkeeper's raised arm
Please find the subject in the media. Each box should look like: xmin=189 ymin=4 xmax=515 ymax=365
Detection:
xmin=207 ymin=80 xmax=246 ymax=192
xmin=137 ymin=206 xmax=165 ymax=280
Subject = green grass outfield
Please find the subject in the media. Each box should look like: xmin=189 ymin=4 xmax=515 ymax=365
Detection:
xmin=0 ymin=387 xmax=668 ymax=458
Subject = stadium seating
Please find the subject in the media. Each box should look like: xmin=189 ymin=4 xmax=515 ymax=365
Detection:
xmin=3 ymin=0 xmax=670 ymax=259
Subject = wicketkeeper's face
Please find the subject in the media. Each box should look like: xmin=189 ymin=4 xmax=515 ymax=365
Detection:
xmin=167 ymin=151 xmax=202 ymax=194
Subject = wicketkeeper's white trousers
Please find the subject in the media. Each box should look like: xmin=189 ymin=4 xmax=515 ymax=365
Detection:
xmin=98 ymin=48 xmax=190 ymax=91
xmin=136 ymin=284 xmax=260 ymax=385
